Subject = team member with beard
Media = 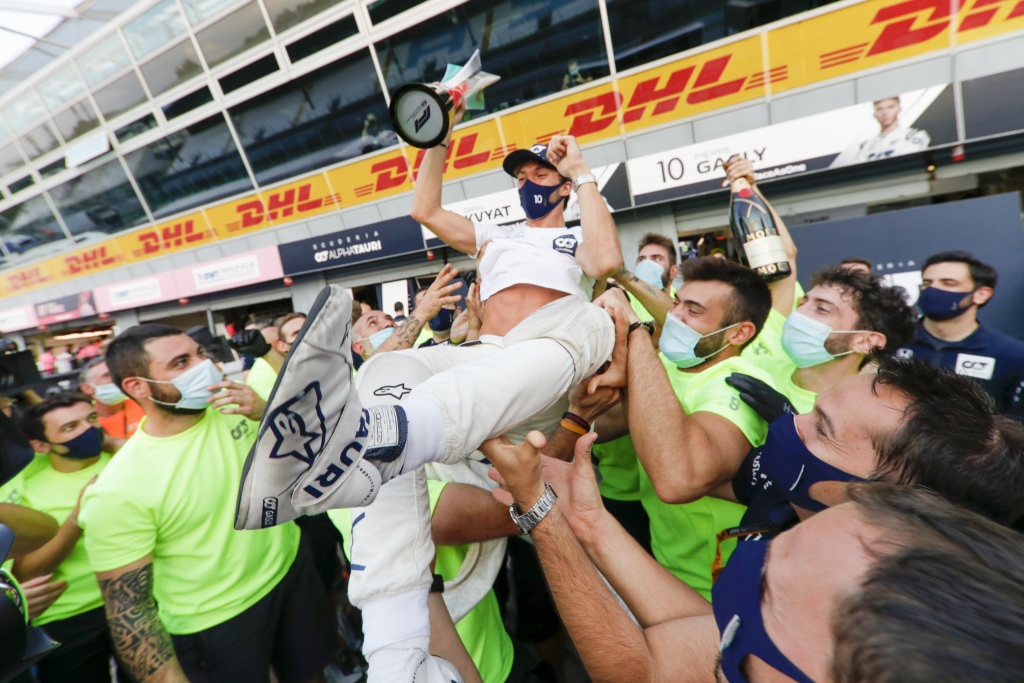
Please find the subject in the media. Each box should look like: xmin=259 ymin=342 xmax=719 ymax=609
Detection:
xmin=78 ymin=325 xmax=333 ymax=683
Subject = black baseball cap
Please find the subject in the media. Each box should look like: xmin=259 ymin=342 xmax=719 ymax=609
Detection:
xmin=502 ymin=143 xmax=557 ymax=177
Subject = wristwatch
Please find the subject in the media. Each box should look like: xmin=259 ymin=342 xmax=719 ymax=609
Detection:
xmin=572 ymin=174 xmax=598 ymax=193
xmin=509 ymin=483 xmax=558 ymax=534
xmin=628 ymin=320 xmax=655 ymax=338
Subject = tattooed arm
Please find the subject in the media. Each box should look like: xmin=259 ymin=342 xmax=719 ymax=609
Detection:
xmin=377 ymin=264 xmax=462 ymax=354
xmin=97 ymin=556 xmax=188 ymax=683
xmin=612 ymin=266 xmax=675 ymax=326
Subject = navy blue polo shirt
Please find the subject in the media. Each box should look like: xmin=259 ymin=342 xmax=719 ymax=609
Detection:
xmin=899 ymin=321 xmax=1024 ymax=419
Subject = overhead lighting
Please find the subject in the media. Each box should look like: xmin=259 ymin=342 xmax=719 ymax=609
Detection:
xmin=50 ymin=329 xmax=113 ymax=341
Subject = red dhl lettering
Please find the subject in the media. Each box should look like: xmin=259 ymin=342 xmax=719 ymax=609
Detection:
xmin=139 ymin=220 xmax=207 ymax=254
xmin=7 ymin=267 xmax=48 ymax=291
xmin=410 ymin=132 xmax=496 ymax=178
xmin=236 ymin=200 xmax=267 ymax=229
xmin=867 ymin=0 xmax=964 ymax=56
xmin=371 ymin=157 xmax=410 ymax=192
xmin=266 ymin=184 xmax=324 ymax=220
xmin=568 ymin=54 xmax=749 ymax=135
xmin=63 ymin=246 xmax=120 ymax=274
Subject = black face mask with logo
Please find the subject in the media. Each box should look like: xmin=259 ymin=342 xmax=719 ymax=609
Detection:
xmin=429 ymin=307 xmax=456 ymax=332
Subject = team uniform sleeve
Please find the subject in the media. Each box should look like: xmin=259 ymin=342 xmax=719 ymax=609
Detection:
xmin=79 ymin=484 xmax=157 ymax=573
xmin=690 ymin=367 xmax=772 ymax=448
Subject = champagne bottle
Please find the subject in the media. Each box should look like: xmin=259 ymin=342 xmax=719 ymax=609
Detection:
xmin=729 ymin=178 xmax=791 ymax=282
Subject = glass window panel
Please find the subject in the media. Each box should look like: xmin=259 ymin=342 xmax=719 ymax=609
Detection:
xmin=124 ymin=0 xmax=188 ymax=59
xmin=8 ymin=176 xmax=33 ymax=194
xmin=606 ymin=0 xmax=843 ymax=72
xmin=124 ymin=114 xmax=253 ymax=219
xmin=0 ymin=143 xmax=24 ymax=176
xmin=51 ymin=160 xmax=149 ymax=237
xmin=21 ymin=124 xmax=60 ymax=161
xmin=39 ymin=158 xmax=66 ymax=179
xmin=162 ymin=87 xmax=214 ymax=120
xmin=376 ymin=0 xmax=609 ymax=116
xmin=78 ymin=33 xmax=133 ymax=88
xmin=39 ymin=66 xmax=86 ymax=112
xmin=264 ymin=0 xmax=345 ymax=34
xmin=367 ymin=0 xmax=421 ymax=25
xmin=181 ymin=0 xmax=239 ymax=25
xmin=4 ymin=92 xmax=46 ymax=133
xmin=228 ymin=49 xmax=393 ymax=186
xmin=219 ymin=54 xmax=280 ymax=94
xmin=53 ymin=101 xmax=100 ymax=143
xmin=285 ymin=15 xmax=358 ymax=64
xmin=141 ymin=40 xmax=204 ymax=96
xmin=95 ymin=71 xmax=149 ymax=121
xmin=115 ymin=114 xmax=158 ymax=143
xmin=196 ymin=2 xmax=270 ymax=69
xmin=0 ymin=194 xmax=68 ymax=262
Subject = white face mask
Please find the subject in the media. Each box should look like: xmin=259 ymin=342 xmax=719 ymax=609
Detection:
xmin=143 ymin=359 xmax=224 ymax=411
xmin=91 ymin=382 xmax=127 ymax=405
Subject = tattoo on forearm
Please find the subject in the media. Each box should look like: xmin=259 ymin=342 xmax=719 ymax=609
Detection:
xmin=99 ymin=565 xmax=176 ymax=680
xmin=621 ymin=267 xmax=663 ymax=299
xmin=392 ymin=315 xmax=427 ymax=350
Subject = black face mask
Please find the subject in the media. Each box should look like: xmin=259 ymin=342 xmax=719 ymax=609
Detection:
xmin=429 ymin=307 xmax=456 ymax=332
xmin=50 ymin=427 xmax=103 ymax=461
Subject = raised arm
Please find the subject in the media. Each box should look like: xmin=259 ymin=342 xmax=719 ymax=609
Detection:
xmin=724 ymin=157 xmax=798 ymax=317
xmin=410 ymin=103 xmax=476 ymax=255
xmin=377 ymin=264 xmax=462 ymax=354
xmin=547 ymin=135 xmax=623 ymax=279
xmin=97 ymin=556 xmax=188 ymax=683
xmin=623 ymin=315 xmax=752 ymax=504
xmin=481 ymin=433 xmax=718 ymax=683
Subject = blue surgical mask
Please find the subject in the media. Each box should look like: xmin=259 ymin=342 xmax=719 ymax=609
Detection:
xmin=51 ymin=426 xmax=103 ymax=461
xmin=712 ymin=538 xmax=815 ymax=683
xmin=518 ymin=178 xmax=564 ymax=220
xmin=757 ymin=414 xmax=866 ymax=513
xmin=429 ymin=307 xmax=456 ymax=332
xmin=361 ymin=327 xmax=395 ymax=355
xmin=635 ymin=259 xmax=665 ymax=288
xmin=146 ymin=359 xmax=224 ymax=411
xmin=91 ymin=382 xmax=127 ymax=406
xmin=917 ymin=286 xmax=975 ymax=321
xmin=781 ymin=311 xmax=867 ymax=369
xmin=659 ymin=314 xmax=738 ymax=369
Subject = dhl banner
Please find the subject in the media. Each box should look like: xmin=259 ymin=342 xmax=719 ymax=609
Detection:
xmin=3 ymin=0 xmax=1024 ymax=299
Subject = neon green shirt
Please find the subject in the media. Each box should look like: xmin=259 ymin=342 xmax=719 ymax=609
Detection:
xmin=639 ymin=355 xmax=772 ymax=601
xmin=0 ymin=463 xmax=36 ymax=573
xmin=80 ymin=410 xmax=300 ymax=634
xmin=742 ymin=282 xmax=805 ymax=366
xmin=329 ymin=482 xmax=514 ymax=683
xmin=245 ymin=357 xmax=278 ymax=401
xmin=595 ymin=290 xmax=674 ymax=502
xmin=22 ymin=453 xmax=113 ymax=625
xmin=760 ymin=357 xmax=818 ymax=414
xmin=415 ymin=326 xmax=433 ymax=347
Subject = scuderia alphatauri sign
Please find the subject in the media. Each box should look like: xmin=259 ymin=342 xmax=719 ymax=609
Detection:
xmin=628 ymin=85 xmax=955 ymax=206
xmin=418 ymin=163 xmax=630 ymax=248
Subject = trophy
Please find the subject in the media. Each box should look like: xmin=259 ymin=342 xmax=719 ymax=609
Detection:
xmin=388 ymin=49 xmax=500 ymax=149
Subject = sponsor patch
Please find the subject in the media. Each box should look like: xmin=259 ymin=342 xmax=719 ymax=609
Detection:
xmin=266 ymin=381 xmax=326 ymax=465
xmin=552 ymin=234 xmax=578 ymax=256
xmin=373 ymin=383 xmax=413 ymax=400
xmin=262 ymin=497 xmax=278 ymax=528
xmin=955 ymin=353 xmax=995 ymax=380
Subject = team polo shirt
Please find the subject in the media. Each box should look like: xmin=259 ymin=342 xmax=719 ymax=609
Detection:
xmin=595 ymin=290 xmax=674 ymax=502
xmin=22 ymin=453 xmax=113 ymax=625
xmin=329 ymin=481 xmax=514 ymax=683
xmin=79 ymin=409 xmax=300 ymax=634
xmin=245 ymin=357 xmax=278 ymax=401
xmin=638 ymin=355 xmax=771 ymax=601
xmin=97 ymin=399 xmax=145 ymax=440
xmin=899 ymin=321 xmax=1024 ymax=418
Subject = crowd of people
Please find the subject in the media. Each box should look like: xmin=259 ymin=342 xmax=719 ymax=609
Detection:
xmin=2 ymin=120 xmax=1024 ymax=683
